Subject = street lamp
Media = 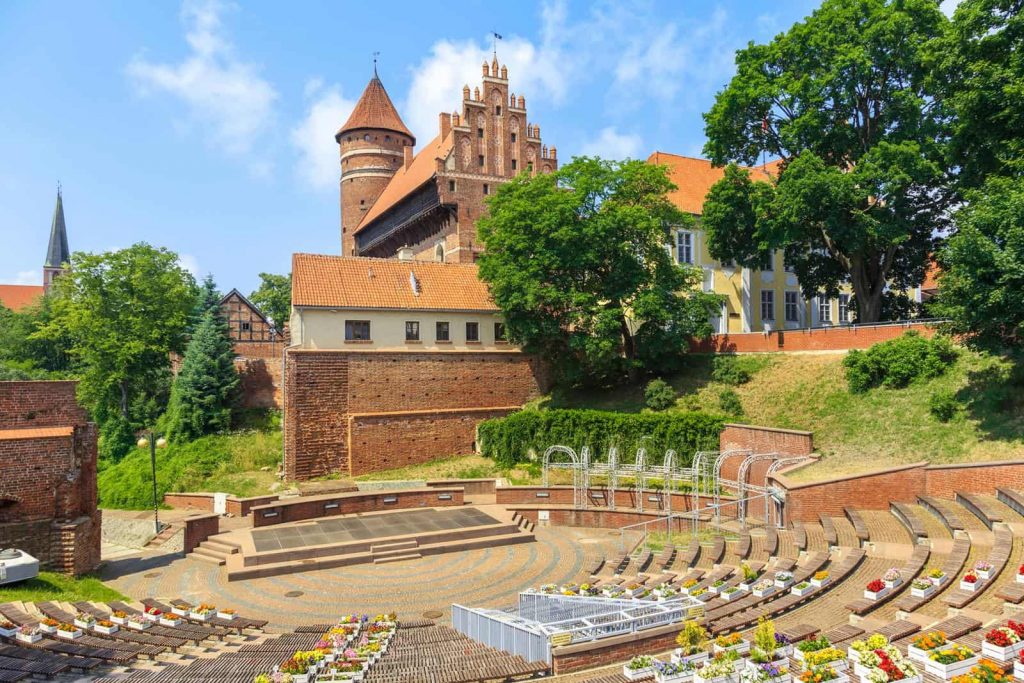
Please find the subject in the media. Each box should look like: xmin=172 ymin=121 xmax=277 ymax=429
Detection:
xmin=137 ymin=433 xmax=168 ymax=535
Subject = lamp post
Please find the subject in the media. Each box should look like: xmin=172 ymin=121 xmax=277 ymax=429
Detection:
xmin=137 ymin=433 xmax=168 ymax=535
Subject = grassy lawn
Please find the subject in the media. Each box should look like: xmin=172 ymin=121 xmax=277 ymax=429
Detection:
xmin=0 ymin=572 xmax=126 ymax=604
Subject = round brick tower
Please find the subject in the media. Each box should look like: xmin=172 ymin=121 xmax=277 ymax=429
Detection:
xmin=336 ymin=73 xmax=415 ymax=256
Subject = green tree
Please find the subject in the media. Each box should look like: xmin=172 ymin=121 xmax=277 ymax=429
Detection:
xmin=477 ymin=157 xmax=722 ymax=385
xmin=0 ymin=296 xmax=73 ymax=376
xmin=38 ymin=244 xmax=197 ymax=459
xmin=934 ymin=177 xmax=1024 ymax=348
xmin=249 ymin=272 xmax=291 ymax=330
xmin=164 ymin=309 xmax=240 ymax=441
xmin=195 ymin=274 xmax=223 ymax=319
xmin=701 ymin=0 xmax=950 ymax=322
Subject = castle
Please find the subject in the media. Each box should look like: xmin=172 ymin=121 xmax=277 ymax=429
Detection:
xmin=337 ymin=58 xmax=557 ymax=263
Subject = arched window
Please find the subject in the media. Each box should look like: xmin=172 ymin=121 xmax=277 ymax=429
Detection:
xmin=435 ymin=243 xmax=445 ymax=262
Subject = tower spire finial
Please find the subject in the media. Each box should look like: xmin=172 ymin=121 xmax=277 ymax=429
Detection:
xmin=491 ymin=31 xmax=502 ymax=59
xmin=372 ymin=51 xmax=380 ymax=78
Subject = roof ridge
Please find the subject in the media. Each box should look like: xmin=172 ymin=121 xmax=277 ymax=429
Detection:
xmin=293 ymin=252 xmax=479 ymax=267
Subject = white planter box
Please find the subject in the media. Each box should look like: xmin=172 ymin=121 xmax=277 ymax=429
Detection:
xmin=753 ymin=586 xmax=777 ymax=598
xmin=911 ymin=583 xmax=936 ymax=599
xmin=1014 ymin=660 xmax=1024 ymax=680
xmin=709 ymin=583 xmax=727 ymax=594
xmin=803 ymin=658 xmax=848 ymax=673
xmin=684 ymin=586 xmax=702 ymax=596
xmin=1017 ymin=573 xmax=1024 ymax=585
xmin=110 ymin=615 xmax=126 ymax=625
xmin=925 ymin=655 xmax=980 ymax=680
xmin=673 ymin=651 xmax=710 ymax=666
xmin=811 ymin=577 xmax=831 ymax=588
xmin=720 ymin=590 xmax=743 ymax=602
xmin=960 ymin=580 xmax=979 ymax=592
xmin=127 ymin=620 xmax=150 ymax=631
xmin=190 ymin=611 xmax=212 ymax=621
xmin=159 ymin=617 xmax=179 ymax=627
xmin=909 ymin=644 xmax=940 ymax=663
xmin=217 ymin=611 xmax=236 ymax=620
xmin=738 ymin=582 xmax=753 ymax=592
xmin=0 ymin=625 xmax=16 ymax=638
xmin=791 ymin=584 xmax=815 ymax=597
xmin=94 ymin=624 xmax=119 ymax=635
xmin=977 ymin=568 xmax=993 ymax=581
xmin=38 ymin=623 xmax=56 ymax=634
xmin=930 ymin=573 xmax=948 ymax=587
xmin=714 ymin=641 xmax=751 ymax=656
xmin=57 ymin=628 xmax=82 ymax=640
xmin=16 ymin=632 xmax=41 ymax=644
xmin=775 ymin=578 xmax=794 ymax=589
xmin=981 ymin=640 xmax=1024 ymax=662
xmin=694 ymin=671 xmax=740 ymax=683
xmin=73 ymin=619 xmax=94 ymax=630
xmin=863 ymin=587 xmax=889 ymax=600
xmin=657 ymin=670 xmax=695 ymax=683
xmin=802 ymin=675 xmax=847 ymax=683
xmin=624 ymin=665 xmax=655 ymax=680
xmin=884 ymin=577 xmax=903 ymax=589
xmin=291 ymin=674 xmax=309 ymax=683
xmin=171 ymin=606 xmax=190 ymax=616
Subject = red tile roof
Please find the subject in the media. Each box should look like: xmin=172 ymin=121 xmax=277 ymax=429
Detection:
xmin=355 ymin=133 xmax=454 ymax=233
xmin=647 ymin=151 xmax=782 ymax=215
xmin=336 ymin=77 xmax=414 ymax=141
xmin=0 ymin=426 xmax=74 ymax=441
xmin=0 ymin=284 xmax=44 ymax=312
xmin=292 ymin=253 xmax=497 ymax=312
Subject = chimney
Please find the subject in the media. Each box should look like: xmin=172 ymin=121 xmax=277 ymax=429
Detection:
xmin=403 ymin=145 xmax=414 ymax=169
xmin=439 ymin=112 xmax=452 ymax=139
xmin=397 ymin=247 xmax=415 ymax=261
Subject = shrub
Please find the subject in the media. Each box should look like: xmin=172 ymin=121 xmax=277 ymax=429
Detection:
xmin=712 ymin=356 xmax=752 ymax=385
xmin=718 ymin=388 xmax=744 ymax=416
xmin=929 ymin=390 xmax=960 ymax=422
xmin=842 ymin=332 xmax=958 ymax=393
xmin=644 ymin=378 xmax=677 ymax=411
xmin=477 ymin=409 xmax=724 ymax=468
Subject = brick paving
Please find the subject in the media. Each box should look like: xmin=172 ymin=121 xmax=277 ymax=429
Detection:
xmin=860 ymin=510 xmax=913 ymax=544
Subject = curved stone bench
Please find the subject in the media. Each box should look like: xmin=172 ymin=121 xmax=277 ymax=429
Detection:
xmin=956 ymin=492 xmax=1003 ymax=530
xmin=793 ymin=521 xmax=808 ymax=551
xmin=890 ymin=502 xmax=928 ymax=542
xmin=845 ymin=508 xmax=871 ymax=544
xmin=735 ymin=529 xmax=751 ymax=560
xmin=942 ymin=526 xmax=1013 ymax=608
xmin=893 ymin=536 xmax=970 ymax=612
xmin=918 ymin=495 xmax=965 ymax=533
xmin=997 ymin=488 xmax=1024 ymax=518
xmin=819 ymin=514 xmax=838 ymax=547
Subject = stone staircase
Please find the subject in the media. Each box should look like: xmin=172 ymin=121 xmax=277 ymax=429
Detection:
xmin=188 ymin=536 xmax=241 ymax=566
xmin=371 ymin=540 xmax=422 ymax=564
xmin=145 ymin=522 xmax=180 ymax=549
xmin=512 ymin=512 xmax=536 ymax=533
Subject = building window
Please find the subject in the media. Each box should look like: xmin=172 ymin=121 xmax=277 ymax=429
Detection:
xmin=448 ymin=180 xmax=456 ymax=192
xmin=405 ymin=321 xmax=420 ymax=341
xmin=818 ymin=297 xmax=833 ymax=323
xmin=363 ymin=134 xmax=371 ymax=141
xmin=761 ymin=251 xmax=774 ymax=272
xmin=785 ymin=291 xmax=800 ymax=322
xmin=477 ymin=128 xmax=484 ymax=138
xmin=495 ymin=105 xmax=501 ymax=116
xmin=494 ymin=322 xmax=507 ymax=342
xmin=478 ymin=155 xmax=484 ymax=167
xmin=436 ymin=321 xmax=450 ymax=342
xmin=527 ymin=161 xmax=533 ymax=172
xmin=240 ymin=321 xmax=251 ymax=332
xmin=760 ymin=290 xmax=775 ymax=321
xmin=784 ymin=258 xmax=796 ymax=273
xmin=676 ymin=230 xmax=693 ymax=265
xmin=511 ymin=159 xmax=517 ymax=170
xmin=384 ymin=135 xmax=390 ymax=142
xmin=483 ymin=184 xmax=489 ymax=195
xmin=345 ymin=320 xmax=371 ymax=341
xmin=466 ymin=322 xmax=480 ymax=342
xmin=511 ymin=132 xmax=517 ymax=143
xmin=839 ymin=294 xmax=852 ymax=323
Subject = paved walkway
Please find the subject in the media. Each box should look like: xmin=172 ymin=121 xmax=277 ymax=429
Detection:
xmin=100 ymin=524 xmax=629 ymax=629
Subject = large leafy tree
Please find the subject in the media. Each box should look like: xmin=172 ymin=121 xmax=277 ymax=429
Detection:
xmin=701 ymin=0 xmax=950 ymax=322
xmin=249 ymin=272 xmax=291 ymax=331
xmin=477 ymin=157 xmax=722 ymax=385
xmin=39 ymin=243 xmax=197 ymax=459
xmin=0 ymin=295 xmax=73 ymax=376
xmin=164 ymin=309 xmax=240 ymax=441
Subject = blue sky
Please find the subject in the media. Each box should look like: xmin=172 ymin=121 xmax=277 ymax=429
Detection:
xmin=0 ymin=0 xmax=889 ymax=294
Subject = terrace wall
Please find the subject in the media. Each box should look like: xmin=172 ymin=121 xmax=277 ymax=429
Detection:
xmin=250 ymin=487 xmax=464 ymax=527
xmin=690 ymin=320 xmax=938 ymax=354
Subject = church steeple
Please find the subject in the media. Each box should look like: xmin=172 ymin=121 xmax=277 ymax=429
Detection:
xmin=43 ymin=186 xmax=70 ymax=291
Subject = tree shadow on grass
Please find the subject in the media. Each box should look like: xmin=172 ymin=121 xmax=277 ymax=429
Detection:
xmin=955 ymin=356 xmax=1024 ymax=443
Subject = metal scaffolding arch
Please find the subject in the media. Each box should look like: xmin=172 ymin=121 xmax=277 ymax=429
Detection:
xmin=584 ymin=446 xmax=619 ymax=510
xmin=735 ymin=452 xmax=779 ymax=523
xmin=541 ymin=445 xmax=583 ymax=508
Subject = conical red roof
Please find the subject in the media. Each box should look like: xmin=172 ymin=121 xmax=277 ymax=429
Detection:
xmin=336 ymin=76 xmax=414 ymax=142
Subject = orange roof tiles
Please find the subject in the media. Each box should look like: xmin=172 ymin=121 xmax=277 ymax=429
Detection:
xmin=0 ymin=426 xmax=74 ymax=441
xmin=0 ymin=284 xmax=44 ymax=312
xmin=292 ymin=253 xmax=497 ymax=312
xmin=336 ymin=77 xmax=414 ymax=141
xmin=647 ymin=151 xmax=781 ymax=215
xmin=355 ymin=133 xmax=454 ymax=233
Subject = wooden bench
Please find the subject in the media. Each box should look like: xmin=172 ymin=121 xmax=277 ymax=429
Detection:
xmin=893 ymin=536 xmax=970 ymax=612
xmin=677 ymin=539 xmax=700 ymax=569
xmin=845 ymin=508 xmax=870 ymax=543
xmin=890 ymin=502 xmax=928 ymax=542
xmin=706 ymin=536 xmax=726 ymax=565
xmin=942 ymin=526 xmax=1013 ymax=608
xmin=792 ymin=522 xmax=808 ymax=551
xmin=845 ymin=544 xmax=929 ymax=614
xmin=821 ymin=624 xmax=864 ymax=648
xmin=735 ymin=530 xmax=751 ymax=560
xmin=996 ymin=582 xmax=1024 ymax=604
xmin=820 ymin=514 xmax=838 ymax=546
xmin=875 ymin=619 xmax=921 ymax=642
xmin=779 ymin=623 xmax=819 ymax=643
xmin=997 ymin=488 xmax=1024 ymax=518
xmin=918 ymin=495 xmax=965 ymax=532
xmin=655 ymin=544 xmax=676 ymax=572
xmin=956 ymin=492 xmax=1003 ymax=529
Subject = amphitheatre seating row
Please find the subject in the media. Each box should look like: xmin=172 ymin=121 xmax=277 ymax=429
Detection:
xmin=107 ymin=600 xmax=233 ymax=640
xmin=0 ymin=602 xmax=138 ymax=664
xmin=34 ymin=601 xmax=181 ymax=655
xmin=956 ymin=492 xmax=1003 ymax=529
xmin=893 ymin=536 xmax=971 ymax=612
xmin=819 ymin=514 xmax=838 ymax=547
xmin=72 ymin=602 xmax=211 ymax=645
xmin=996 ymin=581 xmax=1024 ymax=604
xmin=918 ymin=496 xmax=965 ymax=532
xmin=845 ymin=508 xmax=870 ymax=543
xmin=678 ymin=539 xmax=700 ymax=568
xmin=942 ymin=526 xmax=1014 ymax=608
xmin=889 ymin=503 xmax=928 ymax=542
xmin=735 ymin=530 xmax=751 ymax=560
xmin=705 ymin=536 xmax=726 ymax=566
xmin=792 ymin=522 xmax=807 ymax=551
xmin=656 ymin=544 xmax=675 ymax=572
xmin=764 ymin=525 xmax=779 ymax=557
xmin=997 ymin=488 xmax=1024 ymax=517
xmin=845 ymin=543 xmax=930 ymax=614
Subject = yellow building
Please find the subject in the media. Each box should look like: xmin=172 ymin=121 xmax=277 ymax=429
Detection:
xmin=650 ymin=152 xmax=928 ymax=334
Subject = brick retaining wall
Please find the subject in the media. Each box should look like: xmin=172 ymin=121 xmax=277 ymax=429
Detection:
xmin=497 ymin=486 xmax=730 ymax=518
xmin=691 ymin=321 xmax=938 ymax=353
xmin=720 ymin=424 xmax=814 ymax=457
xmin=182 ymin=513 xmax=220 ymax=554
xmin=163 ymin=492 xmax=281 ymax=517
xmin=250 ymin=487 xmax=465 ymax=527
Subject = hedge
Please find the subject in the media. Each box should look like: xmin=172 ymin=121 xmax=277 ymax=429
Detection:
xmin=477 ymin=409 xmax=725 ymax=468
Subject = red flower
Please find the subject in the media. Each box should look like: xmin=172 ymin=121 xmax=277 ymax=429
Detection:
xmin=986 ymin=628 xmax=1012 ymax=647
xmin=963 ymin=573 xmax=978 ymax=584
xmin=1018 ymin=564 xmax=1024 ymax=576
xmin=1010 ymin=621 xmax=1024 ymax=638
xmin=866 ymin=579 xmax=885 ymax=592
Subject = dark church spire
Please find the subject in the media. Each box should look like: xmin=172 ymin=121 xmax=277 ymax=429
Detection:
xmin=45 ymin=185 xmax=70 ymax=269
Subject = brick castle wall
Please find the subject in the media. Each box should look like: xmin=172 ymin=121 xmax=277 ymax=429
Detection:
xmin=691 ymin=321 xmax=938 ymax=354
xmin=0 ymin=380 xmax=88 ymax=428
xmin=284 ymin=350 xmax=547 ymax=480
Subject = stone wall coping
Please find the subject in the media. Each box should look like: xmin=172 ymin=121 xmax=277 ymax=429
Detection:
xmin=164 ymin=492 xmax=280 ymax=503
xmin=183 ymin=512 xmax=220 ymax=522
xmin=0 ymin=379 xmax=79 ymax=388
xmin=925 ymin=459 xmax=1024 ymax=471
xmin=425 ymin=478 xmax=497 ymax=485
xmin=250 ymin=486 xmax=464 ymax=512
xmin=723 ymin=423 xmax=814 ymax=437
xmin=349 ymin=406 xmax=521 ymax=419
xmin=287 ymin=348 xmax=526 ymax=356
xmin=774 ymin=461 xmax=929 ymax=490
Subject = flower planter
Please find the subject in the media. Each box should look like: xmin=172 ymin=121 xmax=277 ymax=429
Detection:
xmin=94 ymin=624 xmax=119 ymax=635
xmin=623 ymin=664 xmax=655 ymax=681
xmin=753 ymin=586 xmax=777 ymax=598
xmin=0 ymin=625 xmax=16 ymax=638
xmin=924 ymin=655 xmax=980 ymax=680
xmin=693 ymin=670 xmax=739 ymax=683
xmin=190 ymin=611 xmax=212 ymax=622
xmin=774 ymin=578 xmax=794 ymax=590
xmin=216 ymin=611 xmax=236 ymax=621
xmin=171 ymin=606 xmax=189 ymax=617
xmin=37 ymin=623 xmax=57 ymax=634
xmin=672 ymin=651 xmax=710 ymax=666
xmin=126 ymin=620 xmax=150 ymax=631
xmin=290 ymin=674 xmax=310 ymax=683
xmin=811 ymin=577 xmax=831 ymax=588
xmin=977 ymin=568 xmax=993 ymax=581
xmin=142 ymin=612 xmax=160 ymax=623
xmin=929 ymin=573 xmax=947 ymax=587
xmin=1014 ymin=660 xmax=1024 ymax=680
xmin=110 ymin=615 xmax=126 ymax=625
xmin=800 ymin=674 xmax=847 ymax=683
xmin=720 ymin=590 xmax=743 ymax=602
xmin=791 ymin=584 xmax=815 ymax=597
xmin=863 ymin=587 xmax=889 ymax=600
xmin=709 ymin=583 xmax=727 ymax=595
xmin=713 ymin=641 xmax=750 ymax=656
xmin=909 ymin=645 xmax=940 ymax=663
xmin=737 ymin=582 xmax=753 ymax=592
xmin=57 ymin=628 xmax=82 ymax=640
xmin=1017 ymin=573 xmax=1024 ymax=585
xmin=911 ymin=583 xmax=936 ymax=599
xmin=981 ymin=640 xmax=1024 ymax=662
xmin=884 ymin=577 xmax=903 ymax=589
xmin=73 ymin=619 xmax=93 ymax=630
xmin=16 ymin=632 xmax=41 ymax=644
xmin=960 ymin=580 xmax=979 ymax=592
xmin=657 ymin=670 xmax=695 ymax=683
xmin=159 ymin=617 xmax=179 ymax=628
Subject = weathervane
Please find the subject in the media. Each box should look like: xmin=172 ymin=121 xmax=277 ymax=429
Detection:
xmin=373 ymin=51 xmax=380 ymax=77
xmin=491 ymin=31 xmax=502 ymax=58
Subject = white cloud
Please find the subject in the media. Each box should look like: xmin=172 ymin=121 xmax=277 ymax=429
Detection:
xmin=581 ymin=127 xmax=643 ymax=160
xmin=178 ymin=253 xmax=201 ymax=277
xmin=291 ymin=79 xmax=356 ymax=191
xmin=126 ymin=0 xmax=277 ymax=174
xmin=9 ymin=270 xmax=41 ymax=286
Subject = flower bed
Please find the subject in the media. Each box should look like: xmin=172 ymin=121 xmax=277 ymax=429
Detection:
xmin=94 ymin=619 xmax=119 ymax=636
xmin=925 ymin=645 xmax=979 ymax=680
xmin=56 ymin=624 xmax=83 ymax=640
xmin=714 ymin=634 xmax=751 ymax=656
xmin=753 ymin=580 xmax=777 ymax=599
xmin=864 ymin=579 xmax=890 ymax=601
xmin=811 ymin=571 xmax=831 ymax=589
xmin=802 ymin=648 xmax=848 ymax=672
xmin=191 ymin=604 xmax=216 ymax=621
xmin=38 ymin=618 xmax=59 ymax=634
xmin=791 ymin=582 xmax=814 ymax=598
xmin=774 ymin=573 xmax=794 ymax=590
xmin=73 ymin=613 xmax=95 ymax=630
xmin=143 ymin=606 xmax=162 ymax=622
xmin=798 ymin=665 xmax=848 ymax=683
xmin=882 ymin=568 xmax=902 ymax=589
xmin=865 ymin=647 xmax=921 ymax=683
xmin=928 ymin=568 xmax=948 ymax=587
xmin=975 ymin=562 xmax=994 ymax=581
xmin=159 ymin=613 xmax=182 ymax=628
xmin=743 ymin=661 xmax=791 ymax=683
xmin=796 ymin=636 xmax=833 ymax=662
xmin=15 ymin=626 xmax=42 ymax=644
xmin=0 ymin=621 xmax=16 ymax=638
xmin=720 ymin=587 xmax=744 ymax=602
xmin=696 ymin=652 xmax=742 ymax=683
xmin=909 ymin=632 xmax=948 ymax=663
xmin=110 ymin=610 xmax=128 ymax=625
xmin=656 ymin=659 xmax=697 ymax=683
xmin=961 ymin=571 xmax=980 ymax=592
xmin=911 ymin=580 xmax=936 ymax=599
xmin=625 ymin=655 xmax=656 ymax=681
xmin=981 ymin=623 xmax=1024 ymax=662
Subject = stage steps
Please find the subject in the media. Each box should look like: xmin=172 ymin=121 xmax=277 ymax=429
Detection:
xmin=187 ymin=536 xmax=242 ymax=566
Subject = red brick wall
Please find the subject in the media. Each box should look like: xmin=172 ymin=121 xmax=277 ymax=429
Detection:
xmin=720 ymin=424 xmax=814 ymax=457
xmin=164 ymin=492 xmax=280 ymax=516
xmin=496 ymin=486 xmax=729 ymax=517
xmin=691 ymin=321 xmax=938 ymax=354
xmin=251 ymin=487 xmax=464 ymax=527
xmin=0 ymin=381 xmax=88 ymax=428
xmin=776 ymin=463 xmax=928 ymax=523
xmin=284 ymin=350 xmax=547 ymax=480
xmin=425 ymin=479 xmax=497 ymax=495
xmin=183 ymin=513 xmax=220 ymax=554
xmin=348 ymin=408 xmax=515 ymax=475
xmin=924 ymin=462 xmax=1024 ymax=498
xmin=553 ymin=624 xmax=685 ymax=674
